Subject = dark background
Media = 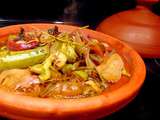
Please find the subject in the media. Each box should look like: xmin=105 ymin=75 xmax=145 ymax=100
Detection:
xmin=1 ymin=0 xmax=160 ymax=27
xmin=0 ymin=0 xmax=137 ymax=28
xmin=0 ymin=0 xmax=160 ymax=120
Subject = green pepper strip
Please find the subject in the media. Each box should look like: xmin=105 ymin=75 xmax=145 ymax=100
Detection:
xmin=0 ymin=45 xmax=49 ymax=71
xmin=30 ymin=55 xmax=54 ymax=81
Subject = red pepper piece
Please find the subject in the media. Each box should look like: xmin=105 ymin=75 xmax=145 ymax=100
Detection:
xmin=7 ymin=40 xmax=39 ymax=51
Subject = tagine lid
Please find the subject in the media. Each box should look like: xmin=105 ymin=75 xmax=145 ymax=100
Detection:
xmin=96 ymin=5 xmax=160 ymax=58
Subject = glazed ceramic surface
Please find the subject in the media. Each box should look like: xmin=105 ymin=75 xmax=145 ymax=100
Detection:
xmin=97 ymin=6 xmax=160 ymax=58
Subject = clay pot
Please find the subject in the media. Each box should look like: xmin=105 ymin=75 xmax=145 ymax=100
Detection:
xmin=96 ymin=5 xmax=160 ymax=58
xmin=0 ymin=23 xmax=146 ymax=120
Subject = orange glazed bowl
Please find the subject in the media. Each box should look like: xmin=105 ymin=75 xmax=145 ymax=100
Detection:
xmin=0 ymin=23 xmax=146 ymax=120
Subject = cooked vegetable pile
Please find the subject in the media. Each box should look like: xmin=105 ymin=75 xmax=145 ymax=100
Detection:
xmin=0 ymin=26 xmax=130 ymax=98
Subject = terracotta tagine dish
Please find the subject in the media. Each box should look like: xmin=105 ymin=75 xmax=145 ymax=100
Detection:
xmin=0 ymin=23 xmax=146 ymax=120
xmin=96 ymin=1 xmax=160 ymax=58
